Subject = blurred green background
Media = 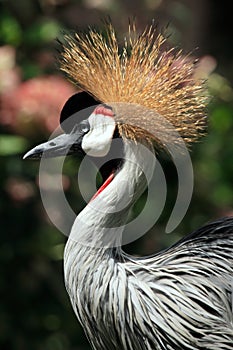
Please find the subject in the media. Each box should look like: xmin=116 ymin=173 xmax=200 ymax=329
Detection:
xmin=0 ymin=0 xmax=233 ymax=349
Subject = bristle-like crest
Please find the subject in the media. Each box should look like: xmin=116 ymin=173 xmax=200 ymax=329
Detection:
xmin=60 ymin=23 xmax=208 ymax=147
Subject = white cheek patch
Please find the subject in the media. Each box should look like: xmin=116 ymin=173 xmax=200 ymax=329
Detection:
xmin=82 ymin=113 xmax=116 ymax=157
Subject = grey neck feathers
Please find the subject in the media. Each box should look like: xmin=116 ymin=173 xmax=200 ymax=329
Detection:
xmin=68 ymin=139 xmax=155 ymax=250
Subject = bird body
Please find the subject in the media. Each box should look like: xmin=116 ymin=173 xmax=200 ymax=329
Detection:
xmin=24 ymin=22 xmax=233 ymax=349
xmin=64 ymin=218 xmax=233 ymax=350
xmin=64 ymin=139 xmax=233 ymax=350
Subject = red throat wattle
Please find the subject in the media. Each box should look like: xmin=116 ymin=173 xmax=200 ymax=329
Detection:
xmin=90 ymin=172 xmax=115 ymax=201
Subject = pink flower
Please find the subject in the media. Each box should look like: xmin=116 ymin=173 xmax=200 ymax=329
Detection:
xmin=0 ymin=75 xmax=76 ymax=136
xmin=5 ymin=177 xmax=35 ymax=203
xmin=0 ymin=45 xmax=21 ymax=94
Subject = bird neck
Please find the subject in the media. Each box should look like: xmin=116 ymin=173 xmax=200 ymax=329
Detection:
xmin=69 ymin=139 xmax=155 ymax=250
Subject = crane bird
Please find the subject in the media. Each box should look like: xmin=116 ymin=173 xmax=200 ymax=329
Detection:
xmin=24 ymin=23 xmax=233 ymax=349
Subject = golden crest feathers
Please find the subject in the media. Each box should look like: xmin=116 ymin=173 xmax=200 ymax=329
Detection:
xmin=60 ymin=22 xmax=208 ymax=147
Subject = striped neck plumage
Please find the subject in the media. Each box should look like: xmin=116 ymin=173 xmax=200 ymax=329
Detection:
xmin=68 ymin=139 xmax=155 ymax=250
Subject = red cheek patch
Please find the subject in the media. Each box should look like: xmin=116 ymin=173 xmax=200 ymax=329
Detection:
xmin=94 ymin=105 xmax=114 ymax=117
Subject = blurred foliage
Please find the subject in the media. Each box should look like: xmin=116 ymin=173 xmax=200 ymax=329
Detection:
xmin=0 ymin=0 xmax=233 ymax=349
xmin=0 ymin=135 xmax=28 ymax=156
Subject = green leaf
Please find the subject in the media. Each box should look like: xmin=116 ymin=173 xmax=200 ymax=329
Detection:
xmin=25 ymin=19 xmax=60 ymax=45
xmin=0 ymin=135 xmax=28 ymax=156
xmin=0 ymin=15 xmax=22 ymax=46
xmin=210 ymin=104 xmax=233 ymax=132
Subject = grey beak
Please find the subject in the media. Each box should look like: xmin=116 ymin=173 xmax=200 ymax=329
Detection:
xmin=23 ymin=126 xmax=85 ymax=160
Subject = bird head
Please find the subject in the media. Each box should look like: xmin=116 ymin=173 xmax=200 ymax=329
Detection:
xmin=24 ymin=22 xmax=208 ymax=161
xmin=23 ymin=92 xmax=117 ymax=160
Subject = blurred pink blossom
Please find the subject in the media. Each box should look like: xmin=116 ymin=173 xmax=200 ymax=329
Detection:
xmin=5 ymin=177 xmax=35 ymax=203
xmin=0 ymin=46 xmax=21 ymax=93
xmin=0 ymin=75 xmax=76 ymax=136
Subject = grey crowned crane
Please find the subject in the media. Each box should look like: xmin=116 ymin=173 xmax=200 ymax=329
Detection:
xmin=24 ymin=23 xmax=233 ymax=349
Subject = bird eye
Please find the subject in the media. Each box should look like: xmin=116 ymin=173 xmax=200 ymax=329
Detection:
xmin=72 ymin=120 xmax=90 ymax=135
xmin=79 ymin=121 xmax=90 ymax=134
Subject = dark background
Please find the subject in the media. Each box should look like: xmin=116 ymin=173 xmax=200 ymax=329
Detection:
xmin=0 ymin=1 xmax=233 ymax=349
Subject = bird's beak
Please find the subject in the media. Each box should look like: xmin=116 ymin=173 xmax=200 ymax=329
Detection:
xmin=23 ymin=127 xmax=84 ymax=160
